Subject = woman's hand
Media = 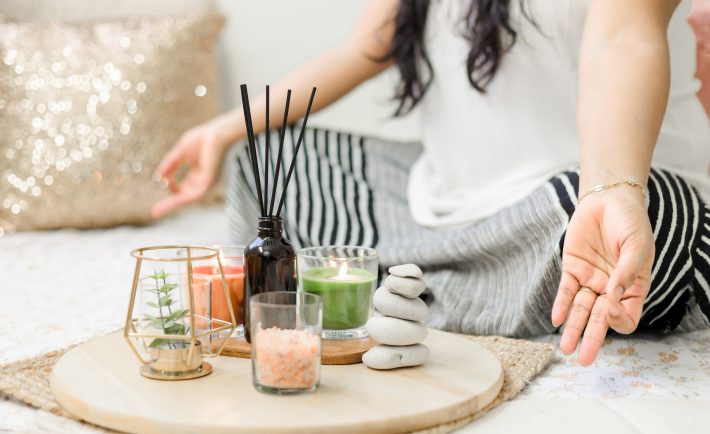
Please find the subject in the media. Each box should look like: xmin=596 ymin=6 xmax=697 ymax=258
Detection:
xmin=564 ymin=0 xmax=676 ymax=365
xmin=151 ymin=118 xmax=232 ymax=218
xmin=551 ymin=186 xmax=654 ymax=366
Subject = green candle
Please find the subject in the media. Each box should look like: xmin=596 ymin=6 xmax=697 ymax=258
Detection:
xmin=300 ymin=266 xmax=376 ymax=330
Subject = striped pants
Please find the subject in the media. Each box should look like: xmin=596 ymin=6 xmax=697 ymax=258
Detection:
xmin=227 ymin=128 xmax=710 ymax=337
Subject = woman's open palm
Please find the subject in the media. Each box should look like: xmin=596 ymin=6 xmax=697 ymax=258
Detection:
xmin=551 ymin=188 xmax=654 ymax=365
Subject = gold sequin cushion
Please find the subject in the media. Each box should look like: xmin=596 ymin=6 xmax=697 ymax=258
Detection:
xmin=0 ymin=11 xmax=224 ymax=232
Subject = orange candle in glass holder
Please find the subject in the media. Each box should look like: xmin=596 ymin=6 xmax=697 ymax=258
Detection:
xmin=190 ymin=246 xmax=246 ymax=335
xmin=193 ymin=264 xmax=245 ymax=325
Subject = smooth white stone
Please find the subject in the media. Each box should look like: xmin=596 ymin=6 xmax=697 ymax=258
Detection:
xmin=373 ymin=286 xmax=428 ymax=322
xmin=366 ymin=316 xmax=428 ymax=346
xmin=388 ymin=264 xmax=423 ymax=279
xmin=384 ymin=275 xmax=426 ymax=298
xmin=362 ymin=344 xmax=430 ymax=370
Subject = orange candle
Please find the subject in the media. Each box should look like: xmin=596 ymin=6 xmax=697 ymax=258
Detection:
xmin=193 ymin=264 xmax=245 ymax=327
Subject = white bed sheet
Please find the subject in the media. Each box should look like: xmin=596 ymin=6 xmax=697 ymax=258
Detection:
xmin=1 ymin=205 xmax=709 ymax=433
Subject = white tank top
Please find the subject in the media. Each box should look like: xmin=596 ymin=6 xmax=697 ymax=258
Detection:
xmin=408 ymin=0 xmax=710 ymax=227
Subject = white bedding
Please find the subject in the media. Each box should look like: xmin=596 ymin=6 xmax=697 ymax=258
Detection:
xmin=1 ymin=205 xmax=709 ymax=433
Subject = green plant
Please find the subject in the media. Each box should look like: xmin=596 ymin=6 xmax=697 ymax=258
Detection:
xmin=144 ymin=270 xmax=191 ymax=348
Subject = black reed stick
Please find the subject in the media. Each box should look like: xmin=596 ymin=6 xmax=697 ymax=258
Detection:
xmin=239 ymin=90 xmax=259 ymax=213
xmin=245 ymin=88 xmax=267 ymax=217
xmin=240 ymin=84 xmax=265 ymax=216
xmin=276 ymin=87 xmax=317 ymax=217
xmin=269 ymin=89 xmax=292 ymax=216
xmin=264 ymin=85 xmax=270 ymax=214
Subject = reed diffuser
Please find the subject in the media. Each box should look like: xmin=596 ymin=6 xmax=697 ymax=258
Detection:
xmin=240 ymin=84 xmax=317 ymax=342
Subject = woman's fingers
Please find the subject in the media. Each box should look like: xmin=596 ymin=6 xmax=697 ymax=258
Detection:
xmin=604 ymin=234 xmax=649 ymax=302
xmin=607 ymin=297 xmax=641 ymax=334
xmin=156 ymin=144 xmax=185 ymax=180
xmin=578 ymin=296 xmax=610 ymax=366
xmin=603 ymin=231 xmax=650 ymax=335
xmin=151 ymin=172 xmax=210 ymax=218
xmin=559 ymin=289 xmax=596 ymax=355
xmin=151 ymin=187 xmax=203 ymax=218
xmin=552 ymin=271 xmax=580 ymax=327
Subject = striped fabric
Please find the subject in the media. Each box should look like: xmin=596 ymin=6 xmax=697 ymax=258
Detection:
xmin=227 ymin=128 xmax=710 ymax=337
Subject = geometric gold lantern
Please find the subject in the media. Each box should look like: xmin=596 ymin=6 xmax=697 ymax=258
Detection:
xmin=124 ymin=246 xmax=236 ymax=380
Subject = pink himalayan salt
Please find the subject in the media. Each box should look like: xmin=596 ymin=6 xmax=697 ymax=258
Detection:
xmin=254 ymin=327 xmax=320 ymax=389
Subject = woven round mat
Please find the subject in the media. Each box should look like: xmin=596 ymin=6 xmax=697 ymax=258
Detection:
xmin=0 ymin=333 xmax=553 ymax=434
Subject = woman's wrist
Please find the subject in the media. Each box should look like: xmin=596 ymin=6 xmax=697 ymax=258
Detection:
xmin=579 ymin=177 xmax=647 ymax=203
xmin=210 ymin=110 xmax=246 ymax=151
xmin=577 ymin=179 xmax=648 ymax=211
xmin=579 ymin=158 xmax=650 ymax=187
xmin=579 ymin=164 xmax=650 ymax=205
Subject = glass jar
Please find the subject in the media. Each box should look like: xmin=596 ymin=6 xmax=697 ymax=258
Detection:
xmin=297 ymin=246 xmax=378 ymax=340
xmin=186 ymin=245 xmax=246 ymax=337
xmin=251 ymin=291 xmax=322 ymax=394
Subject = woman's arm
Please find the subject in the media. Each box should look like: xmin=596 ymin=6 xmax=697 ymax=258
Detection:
xmin=552 ymin=0 xmax=680 ymax=365
xmin=152 ymin=0 xmax=397 ymax=217
xmin=578 ymin=0 xmax=679 ymax=191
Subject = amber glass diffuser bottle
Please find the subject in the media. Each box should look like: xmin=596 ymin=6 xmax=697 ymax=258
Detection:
xmin=243 ymin=217 xmax=296 ymax=341
xmin=238 ymin=84 xmax=316 ymax=342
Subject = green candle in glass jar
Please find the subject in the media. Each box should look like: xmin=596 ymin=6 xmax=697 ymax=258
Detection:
xmin=300 ymin=265 xmax=376 ymax=331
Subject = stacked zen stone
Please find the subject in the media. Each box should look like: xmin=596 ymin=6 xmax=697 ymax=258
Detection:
xmin=363 ymin=264 xmax=430 ymax=370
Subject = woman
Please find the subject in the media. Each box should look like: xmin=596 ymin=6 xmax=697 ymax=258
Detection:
xmin=153 ymin=0 xmax=710 ymax=365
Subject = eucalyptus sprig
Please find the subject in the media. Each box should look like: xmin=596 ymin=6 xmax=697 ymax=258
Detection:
xmin=144 ymin=270 xmax=191 ymax=348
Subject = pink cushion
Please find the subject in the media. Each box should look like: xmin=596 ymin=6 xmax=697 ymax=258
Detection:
xmin=691 ymin=0 xmax=710 ymax=116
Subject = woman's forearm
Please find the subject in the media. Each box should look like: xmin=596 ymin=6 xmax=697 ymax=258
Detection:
xmin=214 ymin=0 xmax=398 ymax=149
xmin=215 ymin=46 xmax=391 ymax=146
xmin=578 ymin=0 xmax=679 ymax=193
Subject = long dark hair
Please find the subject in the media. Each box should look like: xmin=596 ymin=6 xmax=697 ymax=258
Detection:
xmin=387 ymin=0 xmax=524 ymax=116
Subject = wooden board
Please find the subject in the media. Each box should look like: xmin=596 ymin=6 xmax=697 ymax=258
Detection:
xmin=221 ymin=336 xmax=377 ymax=365
xmin=50 ymin=329 xmax=503 ymax=434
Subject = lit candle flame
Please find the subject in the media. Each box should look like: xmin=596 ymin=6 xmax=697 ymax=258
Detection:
xmin=328 ymin=263 xmax=361 ymax=281
xmin=338 ymin=263 xmax=348 ymax=278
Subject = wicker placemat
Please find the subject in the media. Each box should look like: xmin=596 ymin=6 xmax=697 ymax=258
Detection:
xmin=0 ymin=333 xmax=553 ymax=434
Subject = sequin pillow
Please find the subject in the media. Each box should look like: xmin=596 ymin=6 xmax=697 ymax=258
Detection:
xmin=0 ymin=11 xmax=224 ymax=232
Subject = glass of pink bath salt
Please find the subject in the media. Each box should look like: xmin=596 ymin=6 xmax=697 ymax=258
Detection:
xmin=250 ymin=291 xmax=322 ymax=394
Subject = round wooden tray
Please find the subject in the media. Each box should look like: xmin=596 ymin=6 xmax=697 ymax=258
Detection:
xmin=221 ymin=336 xmax=377 ymax=364
xmin=50 ymin=329 xmax=503 ymax=434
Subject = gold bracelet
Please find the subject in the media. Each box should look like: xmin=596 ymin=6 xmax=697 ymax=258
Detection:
xmin=578 ymin=176 xmax=647 ymax=203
